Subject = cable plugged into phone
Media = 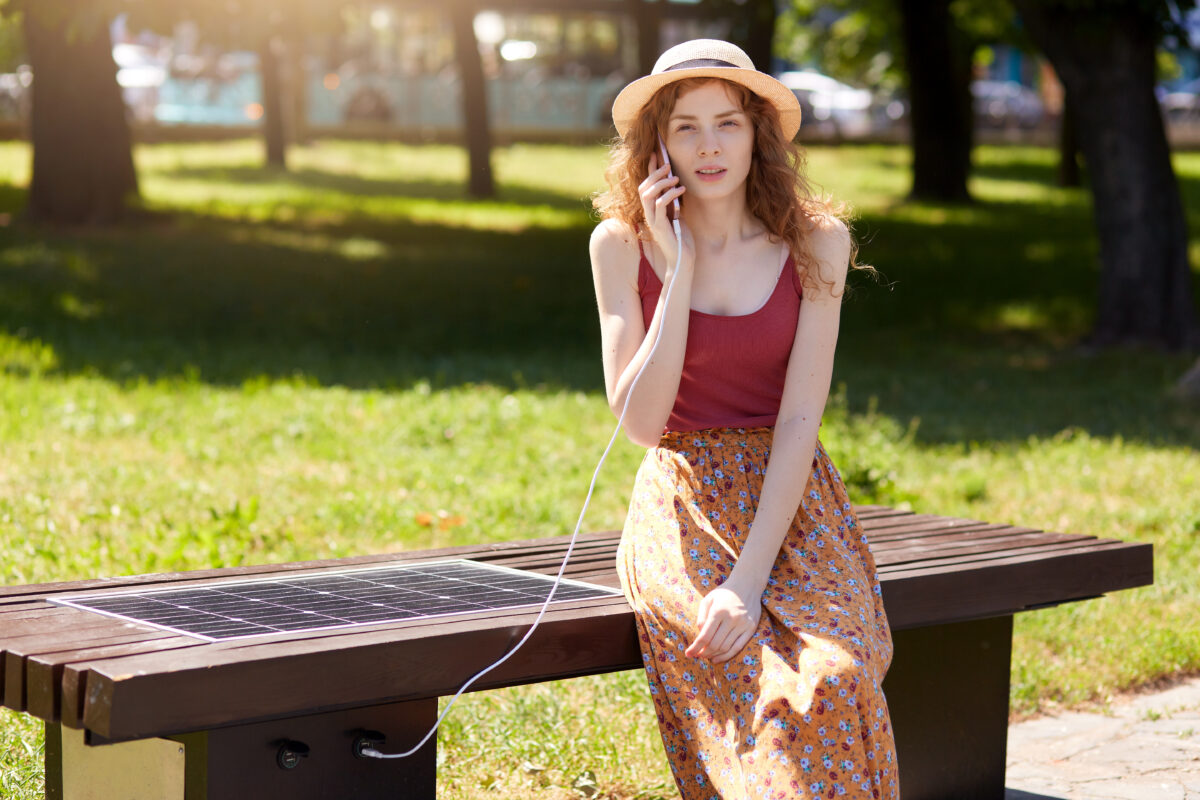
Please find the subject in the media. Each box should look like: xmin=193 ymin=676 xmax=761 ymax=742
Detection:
xmin=361 ymin=138 xmax=685 ymax=761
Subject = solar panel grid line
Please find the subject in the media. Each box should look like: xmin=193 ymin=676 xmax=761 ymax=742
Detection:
xmin=48 ymin=560 xmax=623 ymax=643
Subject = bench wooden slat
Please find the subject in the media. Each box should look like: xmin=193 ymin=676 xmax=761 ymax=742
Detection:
xmin=866 ymin=520 xmax=1038 ymax=543
xmin=0 ymin=602 xmax=63 ymax=616
xmin=6 ymin=629 xmax=182 ymax=715
xmin=871 ymin=531 xmax=1093 ymax=566
xmin=25 ymin=636 xmax=200 ymax=725
xmin=882 ymin=540 xmax=1151 ymax=630
xmin=876 ymin=537 xmax=1132 ymax=575
xmin=859 ymin=512 xmax=983 ymax=534
xmin=869 ymin=526 xmax=1053 ymax=552
xmin=0 ymin=608 xmax=94 ymax=636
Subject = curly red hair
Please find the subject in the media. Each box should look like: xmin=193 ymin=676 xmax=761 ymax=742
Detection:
xmin=592 ymin=77 xmax=870 ymax=294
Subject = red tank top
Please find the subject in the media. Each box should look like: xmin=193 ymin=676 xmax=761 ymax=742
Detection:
xmin=637 ymin=238 xmax=803 ymax=433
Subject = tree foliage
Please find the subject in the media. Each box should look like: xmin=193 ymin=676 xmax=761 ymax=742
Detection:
xmin=778 ymin=0 xmax=1198 ymax=89
xmin=777 ymin=0 xmax=1021 ymax=91
xmin=0 ymin=10 xmax=24 ymax=71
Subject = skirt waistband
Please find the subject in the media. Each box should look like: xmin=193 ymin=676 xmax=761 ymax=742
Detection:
xmin=656 ymin=425 xmax=775 ymax=451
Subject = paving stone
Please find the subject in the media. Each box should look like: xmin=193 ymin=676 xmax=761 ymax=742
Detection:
xmin=1005 ymin=675 xmax=1200 ymax=800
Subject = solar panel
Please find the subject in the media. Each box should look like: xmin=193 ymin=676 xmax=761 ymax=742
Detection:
xmin=50 ymin=560 xmax=624 ymax=642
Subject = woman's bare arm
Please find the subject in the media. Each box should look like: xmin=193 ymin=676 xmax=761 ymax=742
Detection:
xmin=589 ymin=218 xmax=694 ymax=447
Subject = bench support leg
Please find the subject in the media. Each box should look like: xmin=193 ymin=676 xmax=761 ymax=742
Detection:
xmin=883 ymin=614 xmax=1013 ymax=800
xmin=170 ymin=698 xmax=437 ymax=799
xmin=45 ymin=722 xmax=62 ymax=800
xmin=44 ymin=699 xmax=437 ymax=800
xmin=44 ymin=722 xmax=185 ymax=800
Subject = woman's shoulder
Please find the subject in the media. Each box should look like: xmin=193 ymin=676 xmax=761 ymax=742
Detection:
xmin=589 ymin=218 xmax=643 ymax=279
xmin=807 ymin=214 xmax=851 ymax=273
xmin=807 ymin=213 xmax=850 ymax=247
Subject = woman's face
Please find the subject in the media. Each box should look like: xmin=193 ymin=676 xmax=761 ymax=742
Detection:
xmin=663 ymin=81 xmax=755 ymax=205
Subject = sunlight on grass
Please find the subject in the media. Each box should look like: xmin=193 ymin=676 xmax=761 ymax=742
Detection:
xmin=0 ymin=332 xmax=58 ymax=376
xmin=0 ymin=710 xmax=41 ymax=800
xmin=438 ymin=672 xmax=674 ymax=800
xmin=134 ymin=139 xmax=590 ymax=231
xmin=0 ymin=377 xmax=645 ymax=585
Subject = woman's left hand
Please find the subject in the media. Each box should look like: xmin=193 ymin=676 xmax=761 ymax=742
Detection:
xmin=685 ymin=577 xmax=763 ymax=663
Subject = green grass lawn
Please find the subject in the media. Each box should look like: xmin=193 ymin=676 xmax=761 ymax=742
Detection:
xmin=1 ymin=138 xmax=1198 ymax=799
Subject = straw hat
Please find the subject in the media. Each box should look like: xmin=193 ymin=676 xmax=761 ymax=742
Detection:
xmin=611 ymin=39 xmax=802 ymax=140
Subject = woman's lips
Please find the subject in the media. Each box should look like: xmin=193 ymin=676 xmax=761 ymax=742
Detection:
xmin=695 ymin=169 xmax=726 ymax=182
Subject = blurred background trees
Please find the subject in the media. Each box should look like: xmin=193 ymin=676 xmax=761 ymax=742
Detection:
xmin=1012 ymin=0 xmax=1197 ymax=348
xmin=0 ymin=0 xmax=1196 ymax=352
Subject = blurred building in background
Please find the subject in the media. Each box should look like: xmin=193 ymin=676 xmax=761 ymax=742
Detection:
xmin=1 ymin=2 xmax=1199 ymax=143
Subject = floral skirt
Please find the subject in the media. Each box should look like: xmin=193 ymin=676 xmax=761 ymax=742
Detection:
xmin=616 ymin=426 xmax=898 ymax=800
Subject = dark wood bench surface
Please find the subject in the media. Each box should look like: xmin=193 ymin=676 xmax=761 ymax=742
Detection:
xmin=1 ymin=505 xmax=1152 ymax=743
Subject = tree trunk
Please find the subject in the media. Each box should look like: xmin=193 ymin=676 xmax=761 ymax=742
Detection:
xmin=23 ymin=9 xmax=138 ymax=225
xmin=259 ymin=33 xmax=288 ymax=169
xmin=896 ymin=0 xmax=974 ymax=203
xmin=628 ymin=0 xmax=660 ymax=77
xmin=1057 ymin=87 xmax=1081 ymax=188
xmin=450 ymin=4 xmax=493 ymax=199
xmin=1012 ymin=0 xmax=1198 ymax=349
xmin=287 ymin=24 xmax=310 ymax=147
xmin=728 ymin=0 xmax=776 ymax=73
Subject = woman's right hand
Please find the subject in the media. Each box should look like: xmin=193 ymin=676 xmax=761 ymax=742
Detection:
xmin=640 ymin=153 xmax=695 ymax=277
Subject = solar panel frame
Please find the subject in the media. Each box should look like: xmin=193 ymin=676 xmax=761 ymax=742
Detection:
xmin=48 ymin=560 xmax=625 ymax=642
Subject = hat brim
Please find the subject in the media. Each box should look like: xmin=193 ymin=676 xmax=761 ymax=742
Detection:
xmin=611 ymin=67 xmax=802 ymax=141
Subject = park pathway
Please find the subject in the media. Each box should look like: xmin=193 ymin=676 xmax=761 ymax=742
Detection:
xmin=1004 ymin=674 xmax=1200 ymax=800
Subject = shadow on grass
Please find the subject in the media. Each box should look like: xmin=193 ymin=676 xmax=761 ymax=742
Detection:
xmin=1 ymin=149 xmax=1198 ymax=450
xmin=0 ymin=212 xmax=603 ymax=391
xmin=159 ymin=164 xmax=594 ymax=211
xmin=969 ymin=155 xmax=1064 ymax=186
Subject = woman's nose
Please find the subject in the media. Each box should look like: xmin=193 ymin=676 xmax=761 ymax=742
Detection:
xmin=699 ymin=134 xmax=721 ymax=157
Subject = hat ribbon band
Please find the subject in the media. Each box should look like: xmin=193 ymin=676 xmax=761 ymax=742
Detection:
xmin=663 ymin=58 xmax=739 ymax=72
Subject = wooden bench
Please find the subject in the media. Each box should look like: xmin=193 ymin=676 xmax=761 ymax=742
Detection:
xmin=0 ymin=505 xmax=1151 ymax=800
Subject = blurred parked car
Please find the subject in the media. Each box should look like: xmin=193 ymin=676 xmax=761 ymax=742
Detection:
xmin=971 ymin=80 xmax=1043 ymax=129
xmin=777 ymin=70 xmax=874 ymax=137
xmin=156 ymin=51 xmax=263 ymax=125
xmin=1159 ymin=77 xmax=1200 ymax=122
xmin=113 ymin=43 xmax=168 ymax=123
xmin=0 ymin=65 xmax=31 ymax=121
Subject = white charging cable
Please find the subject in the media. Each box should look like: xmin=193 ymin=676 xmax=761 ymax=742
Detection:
xmin=363 ymin=165 xmax=683 ymax=761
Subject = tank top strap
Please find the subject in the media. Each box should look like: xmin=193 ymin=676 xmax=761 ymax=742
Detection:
xmin=636 ymin=236 xmax=661 ymax=294
xmin=789 ymin=251 xmax=803 ymax=298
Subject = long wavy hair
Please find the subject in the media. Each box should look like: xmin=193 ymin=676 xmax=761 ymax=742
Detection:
xmin=592 ymin=77 xmax=871 ymax=294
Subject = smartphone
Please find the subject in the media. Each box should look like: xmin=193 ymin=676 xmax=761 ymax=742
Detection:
xmin=657 ymin=135 xmax=680 ymax=222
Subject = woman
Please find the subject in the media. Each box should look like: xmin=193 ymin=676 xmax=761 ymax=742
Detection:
xmin=589 ymin=40 xmax=898 ymax=799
